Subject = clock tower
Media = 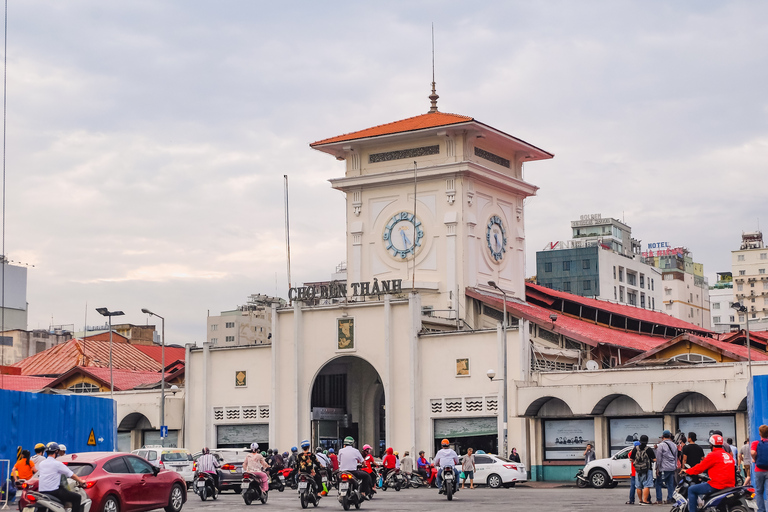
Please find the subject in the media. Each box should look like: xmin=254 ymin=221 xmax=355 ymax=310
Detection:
xmin=310 ymin=91 xmax=553 ymax=316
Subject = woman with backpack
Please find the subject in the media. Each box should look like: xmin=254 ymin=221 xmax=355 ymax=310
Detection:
xmin=630 ymin=434 xmax=657 ymax=505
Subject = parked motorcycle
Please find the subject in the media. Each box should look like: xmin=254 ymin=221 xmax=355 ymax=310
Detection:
xmin=381 ymin=469 xmax=407 ymax=491
xmin=408 ymin=466 xmax=438 ymax=488
xmin=575 ymin=469 xmax=589 ymax=488
xmin=337 ymin=472 xmax=364 ymax=511
xmin=297 ymin=472 xmax=320 ymax=509
xmin=194 ymin=472 xmax=218 ymax=501
xmin=242 ymin=472 xmax=268 ymax=505
xmin=670 ymin=472 xmax=755 ymax=512
xmin=440 ymin=466 xmax=457 ymax=501
xmin=267 ymin=468 xmax=286 ymax=492
xmin=21 ymin=479 xmax=93 ymax=512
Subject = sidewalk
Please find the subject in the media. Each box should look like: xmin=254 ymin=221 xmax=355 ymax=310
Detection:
xmin=517 ymin=481 xmax=577 ymax=489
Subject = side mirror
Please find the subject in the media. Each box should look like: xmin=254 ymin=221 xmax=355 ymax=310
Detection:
xmin=152 ymin=466 xmax=161 ymax=476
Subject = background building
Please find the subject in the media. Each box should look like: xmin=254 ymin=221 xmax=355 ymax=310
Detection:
xmin=0 ymin=328 xmax=72 ymax=365
xmin=536 ymin=214 xmax=662 ymax=311
xmin=710 ymin=272 xmax=735 ymax=333
xmin=206 ymin=294 xmax=284 ymax=346
xmin=0 ymin=257 xmax=28 ymax=334
xmin=732 ymin=231 xmax=768 ymax=331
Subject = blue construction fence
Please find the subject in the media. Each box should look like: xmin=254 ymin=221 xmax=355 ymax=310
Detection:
xmin=749 ymin=374 xmax=768 ymax=441
xmin=0 ymin=389 xmax=115 ymax=463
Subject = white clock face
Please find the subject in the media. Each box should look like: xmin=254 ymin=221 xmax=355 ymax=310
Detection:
xmin=383 ymin=212 xmax=424 ymax=259
xmin=486 ymin=215 xmax=507 ymax=262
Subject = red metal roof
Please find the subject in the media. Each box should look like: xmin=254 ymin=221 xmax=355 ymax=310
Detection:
xmin=467 ymin=288 xmax=668 ymax=351
xmin=624 ymin=334 xmax=768 ymax=364
xmin=526 ymin=283 xmax=711 ymax=334
xmin=310 ymin=112 xmax=474 ymax=146
xmin=49 ymin=366 xmax=168 ymax=391
xmin=13 ymin=338 xmax=162 ymax=376
xmin=0 ymin=375 xmax=54 ymax=391
xmin=690 ymin=335 xmax=768 ymax=361
xmin=132 ymin=345 xmax=186 ymax=366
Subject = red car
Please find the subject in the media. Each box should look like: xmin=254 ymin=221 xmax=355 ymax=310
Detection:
xmin=19 ymin=452 xmax=187 ymax=512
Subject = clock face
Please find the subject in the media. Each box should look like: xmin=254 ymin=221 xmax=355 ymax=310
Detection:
xmin=486 ymin=215 xmax=507 ymax=262
xmin=383 ymin=212 xmax=424 ymax=259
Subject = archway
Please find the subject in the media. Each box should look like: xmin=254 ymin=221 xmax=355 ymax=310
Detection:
xmin=310 ymin=356 xmax=385 ymax=456
xmin=117 ymin=412 xmax=154 ymax=452
xmin=663 ymin=392 xmax=717 ymax=414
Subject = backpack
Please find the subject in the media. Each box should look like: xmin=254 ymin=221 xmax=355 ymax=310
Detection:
xmin=634 ymin=447 xmax=651 ymax=473
xmin=757 ymin=440 xmax=768 ymax=471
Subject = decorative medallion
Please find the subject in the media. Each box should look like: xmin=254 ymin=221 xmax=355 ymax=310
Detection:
xmin=383 ymin=211 xmax=424 ymax=259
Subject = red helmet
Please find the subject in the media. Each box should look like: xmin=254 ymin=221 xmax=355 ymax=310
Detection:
xmin=362 ymin=444 xmax=372 ymax=452
xmin=709 ymin=434 xmax=724 ymax=447
xmin=441 ymin=439 xmax=450 ymax=446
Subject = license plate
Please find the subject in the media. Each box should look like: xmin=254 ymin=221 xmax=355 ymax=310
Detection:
xmin=322 ymin=477 xmax=328 ymax=483
xmin=673 ymin=492 xmax=686 ymax=507
xmin=196 ymin=481 xmax=205 ymax=488
xmin=299 ymin=482 xmax=308 ymax=490
xmin=340 ymin=483 xmax=349 ymax=492
xmin=445 ymin=474 xmax=453 ymax=480
xmin=279 ymin=476 xmax=285 ymax=482
xmin=23 ymin=507 xmax=35 ymax=512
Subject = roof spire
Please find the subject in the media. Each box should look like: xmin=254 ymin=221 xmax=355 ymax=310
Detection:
xmin=428 ymin=23 xmax=439 ymax=113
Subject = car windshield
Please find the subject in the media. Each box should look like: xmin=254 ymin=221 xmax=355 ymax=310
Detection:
xmin=214 ymin=451 xmax=245 ymax=463
xmin=162 ymin=452 xmax=192 ymax=462
xmin=66 ymin=463 xmax=95 ymax=477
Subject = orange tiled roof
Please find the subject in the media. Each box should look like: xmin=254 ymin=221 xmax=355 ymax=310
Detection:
xmin=310 ymin=112 xmax=474 ymax=147
xmin=13 ymin=338 xmax=162 ymax=376
xmin=0 ymin=375 xmax=54 ymax=391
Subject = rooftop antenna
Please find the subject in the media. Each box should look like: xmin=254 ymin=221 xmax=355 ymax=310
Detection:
xmin=428 ymin=23 xmax=439 ymax=113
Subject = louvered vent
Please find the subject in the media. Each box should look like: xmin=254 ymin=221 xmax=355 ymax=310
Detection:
xmin=445 ymin=398 xmax=462 ymax=413
xmin=242 ymin=406 xmax=258 ymax=420
xmin=485 ymin=396 xmax=498 ymax=412
xmin=465 ymin=397 xmax=483 ymax=412
xmin=430 ymin=399 xmax=443 ymax=414
xmin=213 ymin=407 xmax=224 ymax=421
xmin=259 ymin=405 xmax=270 ymax=419
xmin=225 ymin=407 xmax=241 ymax=420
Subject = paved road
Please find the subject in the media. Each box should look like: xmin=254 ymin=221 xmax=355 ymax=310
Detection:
xmin=181 ymin=484 xmax=642 ymax=512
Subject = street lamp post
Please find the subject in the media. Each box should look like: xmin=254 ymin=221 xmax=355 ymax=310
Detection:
xmin=488 ymin=280 xmax=508 ymax=458
xmin=95 ymin=308 xmax=125 ymax=402
xmin=142 ymin=308 xmax=166 ymax=447
xmin=732 ymin=302 xmax=753 ymax=381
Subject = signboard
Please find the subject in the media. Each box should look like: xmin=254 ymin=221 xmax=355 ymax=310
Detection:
xmin=642 ymin=242 xmax=684 ymax=258
xmin=608 ymin=417 xmax=663 ymax=455
xmin=337 ymin=318 xmax=354 ymax=350
xmin=434 ymin=417 xmax=497 ymax=438
xmin=311 ymin=407 xmax=345 ymax=421
xmin=678 ymin=416 xmax=736 ymax=451
xmin=216 ymin=424 xmax=268 ymax=447
xmin=87 ymin=429 xmax=97 ymax=446
xmin=160 ymin=425 xmax=168 ymax=439
xmin=235 ymin=371 xmax=247 ymax=387
xmin=289 ymin=278 xmax=403 ymax=301
xmin=456 ymin=358 xmax=470 ymax=377
xmin=544 ymin=419 xmax=594 ymax=460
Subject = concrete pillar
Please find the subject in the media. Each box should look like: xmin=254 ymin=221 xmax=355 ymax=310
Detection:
xmin=350 ymin=222 xmax=363 ymax=284
xmin=203 ymin=342 xmax=211 ymax=448
xmin=594 ymin=416 xmax=608 ymax=459
xmin=409 ymin=292 xmax=421 ymax=457
xmin=444 ymin=212 xmax=458 ymax=319
xmin=184 ymin=344 xmax=192 ymax=449
xmin=384 ymin=295 xmax=392 ymax=447
xmin=270 ymin=303 xmax=279 ymax=446
xmin=294 ymin=302 xmax=304 ymax=443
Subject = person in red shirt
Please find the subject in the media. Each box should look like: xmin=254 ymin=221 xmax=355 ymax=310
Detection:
xmin=328 ymin=448 xmax=339 ymax=472
xmin=381 ymin=447 xmax=397 ymax=482
xmin=684 ymin=434 xmax=736 ymax=512
xmin=751 ymin=424 xmax=768 ymax=512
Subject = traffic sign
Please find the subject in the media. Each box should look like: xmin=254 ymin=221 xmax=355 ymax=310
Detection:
xmin=160 ymin=425 xmax=168 ymax=438
xmin=87 ymin=429 xmax=97 ymax=446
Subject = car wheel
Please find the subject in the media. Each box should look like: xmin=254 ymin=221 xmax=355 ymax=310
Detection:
xmin=589 ymin=469 xmax=609 ymax=489
xmin=164 ymin=484 xmax=185 ymax=512
xmin=487 ymin=473 xmax=503 ymax=489
xmin=102 ymin=495 xmax=120 ymax=512
xmin=577 ymin=478 xmax=589 ymax=488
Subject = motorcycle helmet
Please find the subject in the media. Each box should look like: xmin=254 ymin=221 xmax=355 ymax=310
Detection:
xmin=394 ymin=452 xmax=398 ymax=457
xmin=291 ymin=446 xmax=298 ymax=453
xmin=250 ymin=442 xmax=259 ymax=452
xmin=58 ymin=444 xmax=67 ymax=453
xmin=283 ymin=452 xmax=289 ymax=458
xmin=46 ymin=442 xmax=60 ymax=454
xmin=343 ymin=437 xmax=354 ymax=446
xmin=441 ymin=439 xmax=450 ymax=447
xmin=362 ymin=444 xmax=372 ymax=452
xmin=709 ymin=434 xmax=724 ymax=447
xmin=261 ymin=451 xmax=267 ymax=457
xmin=300 ymin=440 xmax=311 ymax=450
xmin=323 ymin=450 xmax=328 ymax=455
xmin=328 ymin=448 xmax=335 ymax=454
xmin=202 ymin=447 xmax=210 ymax=455
xmin=315 ymin=447 xmax=323 ymax=453
xmin=267 ymin=449 xmax=273 ymax=455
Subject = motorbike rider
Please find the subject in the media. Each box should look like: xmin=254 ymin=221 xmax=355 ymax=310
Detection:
xmin=37 ymin=442 xmax=87 ymax=512
xmin=434 ymin=438 xmax=459 ymax=495
xmin=197 ymin=447 xmax=221 ymax=491
xmin=31 ymin=443 xmax=46 ymax=470
xmin=381 ymin=447 xmax=397 ymax=482
xmin=683 ymin=434 xmax=736 ymax=512
xmin=243 ymin=443 xmax=269 ymax=494
xmin=337 ymin=436 xmax=373 ymax=500
xmin=328 ymin=448 xmax=339 ymax=471
xmin=416 ymin=451 xmax=430 ymax=482
xmin=297 ymin=440 xmax=323 ymax=498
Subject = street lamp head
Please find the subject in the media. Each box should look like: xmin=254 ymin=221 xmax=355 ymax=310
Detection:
xmin=96 ymin=308 xmax=124 ymax=317
xmin=486 ymin=369 xmax=496 ymax=381
xmin=550 ymin=313 xmax=558 ymax=322
xmin=488 ymin=280 xmax=498 ymax=289
xmin=141 ymin=308 xmax=153 ymax=316
xmin=732 ymin=302 xmax=742 ymax=310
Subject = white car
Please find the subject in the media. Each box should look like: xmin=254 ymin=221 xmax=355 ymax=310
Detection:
xmin=133 ymin=446 xmax=195 ymax=486
xmin=577 ymin=446 xmax=633 ymax=488
xmin=460 ymin=453 xmax=527 ymax=488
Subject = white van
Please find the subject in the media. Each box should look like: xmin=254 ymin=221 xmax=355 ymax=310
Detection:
xmin=133 ymin=446 xmax=195 ymax=487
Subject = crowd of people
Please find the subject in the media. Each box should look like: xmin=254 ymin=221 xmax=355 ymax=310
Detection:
xmin=596 ymin=425 xmax=768 ymax=512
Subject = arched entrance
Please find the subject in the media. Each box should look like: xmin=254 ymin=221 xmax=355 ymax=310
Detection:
xmin=310 ymin=356 xmax=385 ymax=456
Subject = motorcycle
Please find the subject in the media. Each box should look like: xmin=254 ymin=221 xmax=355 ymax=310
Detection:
xmin=575 ymin=469 xmax=589 ymax=488
xmin=242 ymin=472 xmax=268 ymax=505
xmin=194 ymin=471 xmax=218 ymax=501
xmin=408 ymin=466 xmax=438 ymax=488
xmin=670 ymin=472 xmax=756 ymax=512
xmin=381 ymin=469 xmax=407 ymax=491
xmin=440 ymin=466 xmax=458 ymax=501
xmin=297 ymin=472 xmax=320 ymax=509
xmin=267 ymin=468 xmax=286 ymax=492
xmin=20 ymin=479 xmax=93 ymax=512
xmin=280 ymin=467 xmax=297 ymax=489
xmin=337 ymin=472 xmax=364 ymax=511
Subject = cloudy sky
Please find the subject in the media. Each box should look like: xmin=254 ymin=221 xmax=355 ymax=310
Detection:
xmin=4 ymin=1 xmax=767 ymax=343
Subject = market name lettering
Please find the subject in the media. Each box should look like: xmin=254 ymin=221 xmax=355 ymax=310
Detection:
xmin=289 ymin=279 xmax=403 ymax=301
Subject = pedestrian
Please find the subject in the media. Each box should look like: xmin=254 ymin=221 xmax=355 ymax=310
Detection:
xmin=13 ymin=450 xmax=36 ymax=481
xmin=630 ymin=434 xmax=656 ymax=505
xmin=30 ymin=443 xmax=46 ymax=470
xmin=727 ymin=438 xmax=739 ymax=461
xmin=461 ymin=448 xmax=476 ymax=489
xmin=583 ymin=443 xmax=595 ymax=465
xmin=682 ymin=432 xmax=705 ymax=468
xmin=750 ymin=424 xmax=768 ymax=512
xmin=626 ymin=441 xmax=640 ymax=505
xmin=654 ymin=430 xmax=678 ymax=504
xmin=401 ymin=451 xmax=414 ymax=476
xmin=509 ymin=448 xmax=521 ymax=463
xmin=740 ymin=438 xmax=752 ymax=486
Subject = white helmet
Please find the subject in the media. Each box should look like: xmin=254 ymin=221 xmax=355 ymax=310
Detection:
xmin=250 ymin=442 xmax=259 ymax=452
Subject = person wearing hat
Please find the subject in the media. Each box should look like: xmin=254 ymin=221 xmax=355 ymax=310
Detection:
xmin=655 ymin=430 xmax=679 ymax=504
xmin=337 ymin=436 xmax=372 ymax=500
xmin=37 ymin=442 xmax=87 ymax=512
xmin=626 ymin=441 xmax=641 ymax=505
xmin=31 ymin=443 xmax=46 ymax=471
xmin=684 ymin=434 xmax=736 ymax=512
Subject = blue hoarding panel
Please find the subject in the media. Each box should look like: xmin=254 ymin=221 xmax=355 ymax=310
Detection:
xmin=0 ymin=389 xmax=115 ymax=462
xmin=748 ymin=375 xmax=768 ymax=442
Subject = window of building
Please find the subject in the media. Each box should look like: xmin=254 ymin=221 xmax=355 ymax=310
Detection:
xmin=670 ymin=353 xmax=716 ymax=364
xmin=563 ymin=281 xmax=571 ymax=292
xmin=583 ymin=259 xmax=590 ymax=270
xmin=713 ymin=303 xmax=720 ymax=310
xmin=613 ymin=266 xmax=616 ymax=279
xmin=740 ymin=270 xmax=746 ymax=275
xmin=764 ymin=297 xmax=768 ymax=305
xmin=751 ymin=283 xmax=755 ymax=288
xmin=665 ymin=288 xmax=672 ymax=296
xmin=738 ymin=284 xmax=744 ymax=291
xmin=640 ymin=275 xmax=645 ymax=288
xmin=753 ymin=313 xmax=757 ymax=319
xmin=628 ymin=293 xmax=637 ymax=306
xmin=614 ymin=286 xmax=617 ymax=300
xmin=583 ymin=280 xmax=591 ymax=291
xmin=713 ymin=316 xmax=721 ymax=323
xmin=738 ymin=255 xmax=745 ymax=261
xmin=225 ymin=322 xmax=235 ymax=328
xmin=68 ymin=382 xmax=100 ymax=393
xmin=210 ymin=337 xmax=218 ymax=343
xmin=690 ymin=307 xmax=694 ymax=317
xmin=666 ymin=304 xmax=672 ymax=311
xmin=618 ymin=268 xmax=624 ymax=282
xmin=640 ymin=295 xmax=645 ymax=308
xmin=211 ymin=324 xmax=218 ymax=331
xmin=651 ymin=279 xmax=654 ymax=291
xmin=762 ymin=253 xmax=768 ymax=260
xmin=761 ymin=269 xmax=766 ymax=274
xmin=544 ymin=262 xmax=552 ymax=272
xmin=764 ymin=282 xmax=768 ymax=290
xmin=619 ymin=287 xmax=624 ymax=302
xmin=627 ymin=273 xmax=636 ymax=286
xmin=689 ymin=293 xmax=693 ymax=302
xmin=651 ymin=298 xmax=655 ymax=310
xmin=739 ymin=315 xmax=745 ymax=322
xmin=563 ymin=261 xmax=571 ymax=271
xmin=225 ymin=335 xmax=235 ymax=342
xmin=729 ymin=315 xmax=735 ymax=322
